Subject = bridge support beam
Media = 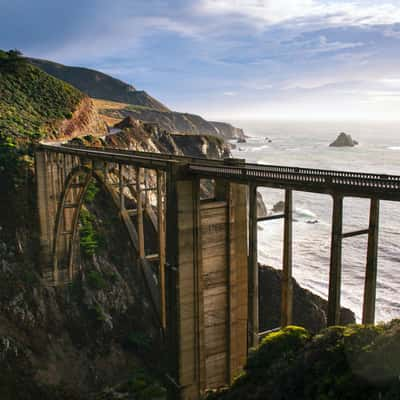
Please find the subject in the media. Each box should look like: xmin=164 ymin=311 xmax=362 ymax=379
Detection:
xmin=165 ymin=171 xmax=248 ymax=400
xmin=248 ymin=184 xmax=259 ymax=348
xmin=363 ymin=198 xmax=380 ymax=325
xmin=157 ymin=171 xmax=167 ymax=330
xmin=328 ymin=194 xmax=343 ymax=326
xmin=281 ymin=189 xmax=293 ymax=327
xmin=136 ymin=167 xmax=145 ymax=259
xmin=35 ymin=150 xmax=56 ymax=282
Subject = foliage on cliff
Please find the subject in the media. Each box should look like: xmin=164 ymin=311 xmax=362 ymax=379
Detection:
xmin=0 ymin=50 xmax=83 ymax=141
xmin=0 ymin=50 xmax=84 ymax=193
xmin=0 ymin=49 xmax=86 ymax=241
xmin=29 ymin=57 xmax=169 ymax=112
xmin=206 ymin=322 xmax=400 ymax=400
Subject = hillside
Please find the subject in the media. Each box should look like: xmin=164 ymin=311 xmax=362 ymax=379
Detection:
xmin=1 ymin=51 xmax=84 ymax=142
xmin=29 ymin=58 xmax=169 ymax=112
xmin=29 ymin=58 xmax=246 ymax=140
xmin=93 ymin=98 xmax=246 ymax=139
xmin=207 ymin=322 xmax=400 ymax=400
xmin=0 ymin=49 xmax=106 ymax=241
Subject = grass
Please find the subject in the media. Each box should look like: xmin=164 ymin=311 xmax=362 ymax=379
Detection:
xmin=0 ymin=49 xmax=84 ymax=194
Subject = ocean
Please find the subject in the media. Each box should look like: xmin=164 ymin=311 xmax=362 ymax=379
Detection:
xmin=229 ymin=120 xmax=400 ymax=323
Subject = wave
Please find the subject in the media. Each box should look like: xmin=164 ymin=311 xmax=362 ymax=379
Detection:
xmin=294 ymin=207 xmax=318 ymax=220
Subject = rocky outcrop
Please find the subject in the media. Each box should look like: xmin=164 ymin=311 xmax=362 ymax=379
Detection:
xmin=257 ymin=193 xmax=268 ymax=218
xmin=259 ymin=265 xmax=355 ymax=333
xmin=28 ymin=57 xmax=246 ymax=141
xmin=93 ymin=99 xmax=246 ymax=141
xmin=106 ymin=117 xmax=230 ymax=159
xmin=329 ymin=132 xmax=358 ymax=147
xmin=272 ymin=200 xmax=285 ymax=213
xmin=209 ymin=121 xmax=246 ymax=141
xmin=57 ymin=97 xmax=108 ymax=139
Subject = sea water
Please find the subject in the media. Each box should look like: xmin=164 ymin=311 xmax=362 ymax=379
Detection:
xmin=229 ymin=120 xmax=400 ymax=322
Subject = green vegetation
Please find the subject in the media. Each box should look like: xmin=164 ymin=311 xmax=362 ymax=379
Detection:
xmin=92 ymin=304 xmax=107 ymax=322
xmin=69 ymin=134 xmax=105 ymax=148
xmin=123 ymin=369 xmax=166 ymax=400
xmin=86 ymin=270 xmax=107 ymax=290
xmin=79 ymin=208 xmax=103 ymax=257
xmin=206 ymin=321 xmax=400 ymax=400
xmin=84 ymin=180 xmax=100 ymax=204
xmin=0 ymin=49 xmax=84 ymax=194
xmin=29 ymin=57 xmax=169 ymax=111
xmin=126 ymin=332 xmax=152 ymax=353
xmin=0 ymin=50 xmax=83 ymax=139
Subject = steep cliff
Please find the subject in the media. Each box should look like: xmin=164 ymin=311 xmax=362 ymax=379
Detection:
xmin=259 ymin=265 xmax=355 ymax=333
xmin=0 ymin=50 xmax=106 ymax=242
xmin=93 ymin=99 xmax=242 ymax=140
xmin=28 ymin=58 xmax=169 ymax=112
xmin=0 ymin=52 xmax=163 ymax=399
xmin=25 ymin=57 xmax=247 ymax=141
xmin=210 ymin=121 xmax=246 ymax=140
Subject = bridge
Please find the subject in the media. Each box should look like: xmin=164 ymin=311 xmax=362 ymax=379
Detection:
xmin=35 ymin=143 xmax=400 ymax=400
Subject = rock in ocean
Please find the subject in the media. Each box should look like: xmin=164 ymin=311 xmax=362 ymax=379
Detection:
xmin=329 ymin=132 xmax=358 ymax=147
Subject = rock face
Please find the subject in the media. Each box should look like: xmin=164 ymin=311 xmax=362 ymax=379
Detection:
xmin=330 ymin=132 xmax=358 ymax=147
xmin=209 ymin=121 xmax=246 ymax=141
xmin=96 ymin=101 xmax=246 ymax=142
xmin=28 ymin=58 xmax=247 ymax=142
xmin=58 ymin=97 xmax=108 ymax=139
xmin=272 ymin=200 xmax=285 ymax=213
xmin=108 ymin=117 xmax=230 ymax=159
xmin=259 ymin=265 xmax=355 ymax=333
xmin=257 ymin=193 xmax=268 ymax=218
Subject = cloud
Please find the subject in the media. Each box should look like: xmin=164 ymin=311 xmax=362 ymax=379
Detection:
xmin=198 ymin=0 xmax=400 ymax=26
xmin=2 ymin=0 xmax=400 ymax=120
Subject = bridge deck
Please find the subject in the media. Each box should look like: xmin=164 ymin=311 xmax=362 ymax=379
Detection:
xmin=38 ymin=143 xmax=400 ymax=201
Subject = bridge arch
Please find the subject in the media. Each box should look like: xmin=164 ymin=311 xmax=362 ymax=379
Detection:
xmin=52 ymin=164 xmax=129 ymax=284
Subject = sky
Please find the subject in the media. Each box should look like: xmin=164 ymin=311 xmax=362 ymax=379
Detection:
xmin=1 ymin=0 xmax=400 ymax=120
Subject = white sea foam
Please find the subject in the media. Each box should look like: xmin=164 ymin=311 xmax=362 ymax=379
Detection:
xmin=232 ymin=120 xmax=400 ymax=322
xmin=294 ymin=207 xmax=317 ymax=219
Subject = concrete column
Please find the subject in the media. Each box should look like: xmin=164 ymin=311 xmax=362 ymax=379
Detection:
xmin=363 ymin=198 xmax=380 ymax=324
xmin=157 ymin=170 xmax=167 ymax=330
xmin=328 ymin=194 xmax=343 ymax=326
xmin=119 ymin=164 xmax=125 ymax=210
xmin=136 ymin=167 xmax=145 ymax=258
xmin=165 ymin=166 xmax=199 ymax=400
xmin=281 ymin=189 xmax=293 ymax=327
xmin=35 ymin=150 xmax=54 ymax=280
xmin=248 ymin=184 xmax=259 ymax=348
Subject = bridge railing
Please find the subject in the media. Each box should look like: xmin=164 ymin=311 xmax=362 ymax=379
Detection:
xmin=61 ymin=143 xmax=400 ymax=185
xmin=188 ymin=164 xmax=400 ymax=198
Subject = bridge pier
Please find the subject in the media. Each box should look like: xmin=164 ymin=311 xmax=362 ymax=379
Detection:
xmin=248 ymin=184 xmax=259 ymax=348
xmin=35 ymin=144 xmax=396 ymax=400
xmin=165 ymin=171 xmax=248 ymax=400
xmin=136 ymin=167 xmax=145 ymax=258
xmin=363 ymin=198 xmax=380 ymax=324
xmin=281 ymin=189 xmax=293 ymax=327
xmin=328 ymin=194 xmax=343 ymax=326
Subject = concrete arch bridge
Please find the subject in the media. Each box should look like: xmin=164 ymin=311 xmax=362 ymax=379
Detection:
xmin=35 ymin=143 xmax=400 ymax=400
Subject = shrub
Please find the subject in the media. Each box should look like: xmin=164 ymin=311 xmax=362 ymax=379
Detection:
xmin=79 ymin=208 xmax=100 ymax=256
xmin=86 ymin=270 xmax=107 ymax=290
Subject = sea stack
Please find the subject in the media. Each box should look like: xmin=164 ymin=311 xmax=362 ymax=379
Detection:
xmin=330 ymin=132 xmax=358 ymax=147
